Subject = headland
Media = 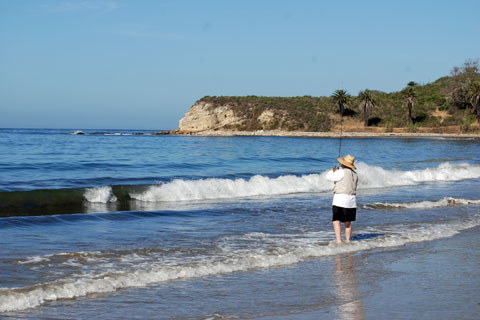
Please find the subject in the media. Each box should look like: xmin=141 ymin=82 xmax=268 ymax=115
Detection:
xmin=174 ymin=61 xmax=480 ymax=139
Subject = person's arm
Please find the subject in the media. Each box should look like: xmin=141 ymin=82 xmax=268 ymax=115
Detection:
xmin=326 ymin=168 xmax=344 ymax=182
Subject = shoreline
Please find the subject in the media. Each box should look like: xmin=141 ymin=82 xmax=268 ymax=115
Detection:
xmin=178 ymin=129 xmax=480 ymax=139
xmin=254 ymin=226 xmax=480 ymax=320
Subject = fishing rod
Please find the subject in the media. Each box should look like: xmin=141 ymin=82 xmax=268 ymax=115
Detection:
xmin=335 ymin=110 xmax=344 ymax=170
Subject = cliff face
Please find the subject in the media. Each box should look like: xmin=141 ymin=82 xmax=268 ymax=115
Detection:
xmin=178 ymin=101 xmax=283 ymax=133
xmin=178 ymin=101 xmax=242 ymax=133
xmin=178 ymin=96 xmax=331 ymax=133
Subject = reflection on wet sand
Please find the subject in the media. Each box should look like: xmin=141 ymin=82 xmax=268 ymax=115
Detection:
xmin=333 ymin=253 xmax=365 ymax=320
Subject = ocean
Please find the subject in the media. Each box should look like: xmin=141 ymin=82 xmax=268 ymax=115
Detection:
xmin=1 ymin=128 xmax=479 ymax=319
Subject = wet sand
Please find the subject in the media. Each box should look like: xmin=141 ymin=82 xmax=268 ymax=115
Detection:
xmin=255 ymin=226 xmax=480 ymax=320
xmin=361 ymin=225 xmax=480 ymax=320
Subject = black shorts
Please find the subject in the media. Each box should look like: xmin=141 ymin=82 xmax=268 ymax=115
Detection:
xmin=332 ymin=205 xmax=356 ymax=222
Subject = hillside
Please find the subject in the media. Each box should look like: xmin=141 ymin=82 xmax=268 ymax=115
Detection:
xmin=178 ymin=64 xmax=480 ymax=134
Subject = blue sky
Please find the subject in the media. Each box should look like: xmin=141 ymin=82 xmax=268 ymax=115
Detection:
xmin=1 ymin=0 xmax=479 ymax=130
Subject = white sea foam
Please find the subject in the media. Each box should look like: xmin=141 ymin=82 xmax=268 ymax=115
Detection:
xmin=1 ymin=215 xmax=479 ymax=313
xmin=130 ymin=162 xmax=480 ymax=202
xmin=15 ymin=251 xmax=104 ymax=265
xmin=84 ymin=186 xmax=117 ymax=203
xmin=130 ymin=173 xmax=330 ymax=202
xmin=17 ymin=256 xmax=50 ymax=265
xmin=357 ymin=162 xmax=480 ymax=189
xmin=363 ymin=197 xmax=480 ymax=210
xmin=104 ymin=133 xmax=132 ymax=136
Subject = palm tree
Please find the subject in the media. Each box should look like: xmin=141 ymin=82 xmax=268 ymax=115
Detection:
xmin=402 ymin=86 xmax=416 ymax=125
xmin=358 ymin=90 xmax=376 ymax=127
xmin=331 ymin=89 xmax=351 ymax=115
xmin=407 ymin=81 xmax=418 ymax=87
xmin=468 ymin=81 xmax=480 ymax=121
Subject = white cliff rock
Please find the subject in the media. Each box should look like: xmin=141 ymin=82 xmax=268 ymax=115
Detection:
xmin=178 ymin=101 xmax=242 ymax=133
xmin=257 ymin=109 xmax=275 ymax=125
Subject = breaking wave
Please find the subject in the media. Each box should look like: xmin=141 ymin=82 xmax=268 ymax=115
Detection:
xmin=363 ymin=197 xmax=480 ymax=210
xmin=84 ymin=186 xmax=117 ymax=203
xmin=1 ymin=162 xmax=479 ymax=216
xmin=130 ymin=174 xmax=327 ymax=202
xmin=129 ymin=162 xmax=480 ymax=202
xmin=1 ymin=214 xmax=479 ymax=313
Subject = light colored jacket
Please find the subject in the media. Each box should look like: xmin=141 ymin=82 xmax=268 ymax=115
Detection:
xmin=333 ymin=168 xmax=358 ymax=195
xmin=326 ymin=168 xmax=358 ymax=208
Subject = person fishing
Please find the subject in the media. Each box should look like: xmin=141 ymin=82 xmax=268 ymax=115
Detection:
xmin=326 ymin=154 xmax=358 ymax=243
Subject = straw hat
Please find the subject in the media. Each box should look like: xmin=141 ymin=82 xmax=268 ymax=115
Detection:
xmin=338 ymin=154 xmax=356 ymax=170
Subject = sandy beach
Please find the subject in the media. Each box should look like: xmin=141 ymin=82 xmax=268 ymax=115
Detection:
xmin=254 ymin=225 xmax=480 ymax=320
xmin=181 ymin=129 xmax=480 ymax=139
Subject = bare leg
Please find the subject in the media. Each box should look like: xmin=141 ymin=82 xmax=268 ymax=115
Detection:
xmin=344 ymin=221 xmax=352 ymax=242
xmin=333 ymin=220 xmax=342 ymax=243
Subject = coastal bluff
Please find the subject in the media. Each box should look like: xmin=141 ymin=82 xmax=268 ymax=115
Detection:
xmin=178 ymin=96 xmax=332 ymax=134
xmin=177 ymin=95 xmax=479 ymax=136
xmin=178 ymin=100 xmax=243 ymax=133
xmin=178 ymin=68 xmax=480 ymax=136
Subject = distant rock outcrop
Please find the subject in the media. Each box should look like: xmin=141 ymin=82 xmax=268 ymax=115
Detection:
xmin=178 ymin=96 xmax=333 ymax=133
xmin=178 ymin=101 xmax=242 ymax=133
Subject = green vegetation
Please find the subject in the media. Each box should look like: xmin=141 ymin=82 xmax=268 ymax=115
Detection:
xmin=358 ymin=90 xmax=376 ymax=127
xmin=402 ymin=84 xmax=416 ymax=126
xmin=198 ymin=95 xmax=332 ymax=132
xmin=468 ymin=81 xmax=480 ymax=121
xmin=331 ymin=89 xmax=351 ymax=115
xmin=197 ymin=59 xmax=480 ymax=132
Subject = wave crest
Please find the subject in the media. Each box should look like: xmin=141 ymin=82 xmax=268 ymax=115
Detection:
xmin=84 ymin=186 xmax=117 ymax=203
xmin=129 ymin=162 xmax=480 ymax=203
xmin=363 ymin=197 xmax=480 ymax=210
xmin=130 ymin=174 xmax=328 ymax=202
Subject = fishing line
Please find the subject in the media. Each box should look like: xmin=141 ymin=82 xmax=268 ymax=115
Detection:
xmin=338 ymin=111 xmax=343 ymax=158
xmin=336 ymin=111 xmax=344 ymax=168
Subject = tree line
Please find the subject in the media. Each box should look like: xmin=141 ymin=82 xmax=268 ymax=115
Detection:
xmin=199 ymin=59 xmax=480 ymax=132
xmin=332 ymin=59 xmax=479 ymax=131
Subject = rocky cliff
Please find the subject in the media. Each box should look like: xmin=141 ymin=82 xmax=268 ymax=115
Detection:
xmin=178 ymin=100 xmax=282 ymax=133
xmin=178 ymin=101 xmax=242 ymax=133
xmin=178 ymin=96 xmax=332 ymax=133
